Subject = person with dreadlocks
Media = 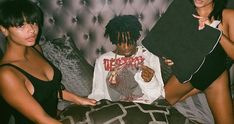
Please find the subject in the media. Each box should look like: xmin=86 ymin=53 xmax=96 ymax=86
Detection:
xmin=88 ymin=15 xmax=165 ymax=104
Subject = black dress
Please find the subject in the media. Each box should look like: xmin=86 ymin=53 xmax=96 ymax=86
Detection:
xmin=0 ymin=61 xmax=64 ymax=124
xmin=190 ymin=43 xmax=227 ymax=90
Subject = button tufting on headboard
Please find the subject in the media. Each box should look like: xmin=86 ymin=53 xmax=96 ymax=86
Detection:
xmin=0 ymin=0 xmax=233 ymax=84
xmin=0 ymin=0 xmax=234 ymax=121
xmin=0 ymin=0 xmax=172 ymax=65
xmin=35 ymin=0 xmax=173 ymax=65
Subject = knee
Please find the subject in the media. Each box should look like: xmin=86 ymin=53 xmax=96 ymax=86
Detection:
xmin=164 ymin=76 xmax=194 ymax=105
xmin=164 ymin=91 xmax=177 ymax=105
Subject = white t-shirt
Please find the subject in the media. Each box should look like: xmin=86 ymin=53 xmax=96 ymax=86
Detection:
xmin=88 ymin=46 xmax=165 ymax=104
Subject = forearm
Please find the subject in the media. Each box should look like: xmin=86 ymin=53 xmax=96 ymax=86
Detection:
xmin=61 ymin=90 xmax=81 ymax=104
xmin=219 ymin=33 xmax=234 ymax=60
xmin=61 ymin=90 xmax=96 ymax=106
xmin=19 ymin=102 xmax=61 ymax=124
xmin=33 ymin=113 xmax=61 ymax=124
xmin=13 ymin=102 xmax=61 ymax=124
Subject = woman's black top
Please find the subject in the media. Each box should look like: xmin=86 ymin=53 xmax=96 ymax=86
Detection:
xmin=0 ymin=59 xmax=63 ymax=124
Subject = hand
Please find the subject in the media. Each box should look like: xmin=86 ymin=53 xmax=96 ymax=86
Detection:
xmin=140 ymin=65 xmax=155 ymax=82
xmin=75 ymin=97 xmax=97 ymax=106
xmin=192 ymin=14 xmax=211 ymax=30
xmin=163 ymin=57 xmax=174 ymax=66
xmin=62 ymin=90 xmax=96 ymax=106
xmin=164 ymin=59 xmax=174 ymax=66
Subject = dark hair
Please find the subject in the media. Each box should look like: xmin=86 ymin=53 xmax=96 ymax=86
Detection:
xmin=0 ymin=0 xmax=43 ymax=29
xmin=190 ymin=0 xmax=227 ymax=21
xmin=104 ymin=15 xmax=142 ymax=45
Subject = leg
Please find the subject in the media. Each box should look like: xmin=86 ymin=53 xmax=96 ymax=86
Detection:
xmin=164 ymin=75 xmax=194 ymax=105
xmin=178 ymin=88 xmax=200 ymax=102
xmin=204 ymin=70 xmax=234 ymax=124
xmin=233 ymin=100 xmax=234 ymax=112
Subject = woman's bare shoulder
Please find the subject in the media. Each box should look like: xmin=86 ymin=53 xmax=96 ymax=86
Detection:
xmin=0 ymin=65 xmax=25 ymax=88
xmin=223 ymin=8 xmax=234 ymax=13
xmin=223 ymin=9 xmax=234 ymax=21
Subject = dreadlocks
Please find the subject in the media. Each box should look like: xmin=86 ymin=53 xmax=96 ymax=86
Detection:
xmin=104 ymin=15 xmax=142 ymax=45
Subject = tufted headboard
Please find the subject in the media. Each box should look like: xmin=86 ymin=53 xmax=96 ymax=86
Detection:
xmin=0 ymin=0 xmax=233 ymax=95
xmin=0 ymin=0 xmax=171 ymax=64
xmin=35 ymin=0 xmax=173 ymax=65
xmin=0 ymin=0 xmax=233 ymax=123
xmin=0 ymin=0 xmax=233 ymax=64
xmin=0 ymin=0 xmax=233 ymax=86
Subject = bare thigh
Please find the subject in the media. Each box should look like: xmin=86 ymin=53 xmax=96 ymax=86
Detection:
xmin=204 ymin=71 xmax=234 ymax=124
xmin=164 ymin=75 xmax=193 ymax=105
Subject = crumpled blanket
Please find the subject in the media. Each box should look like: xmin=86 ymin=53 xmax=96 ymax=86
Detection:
xmin=59 ymin=99 xmax=196 ymax=124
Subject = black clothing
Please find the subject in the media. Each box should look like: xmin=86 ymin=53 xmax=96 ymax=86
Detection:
xmin=142 ymin=0 xmax=222 ymax=83
xmin=0 ymin=49 xmax=3 ymax=59
xmin=190 ymin=43 xmax=227 ymax=90
xmin=0 ymin=61 xmax=63 ymax=124
xmin=0 ymin=97 xmax=11 ymax=124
